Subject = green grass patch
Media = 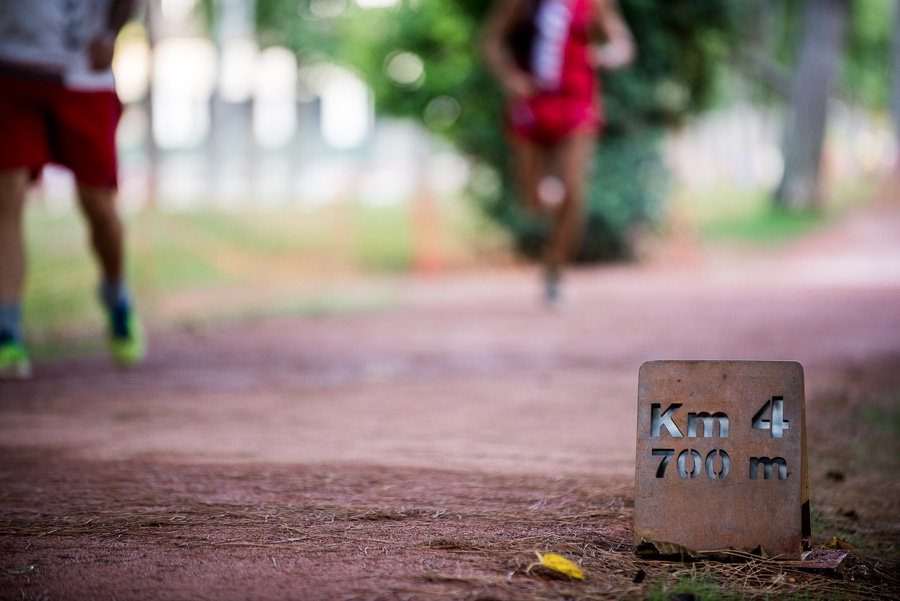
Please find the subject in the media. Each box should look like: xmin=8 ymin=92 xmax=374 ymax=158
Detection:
xmin=22 ymin=210 xmax=105 ymax=342
xmin=645 ymin=566 xmax=875 ymax=601
xmin=351 ymin=206 xmax=414 ymax=271
xmin=131 ymin=213 xmax=234 ymax=293
xmin=171 ymin=210 xmax=338 ymax=255
xmin=674 ymin=178 xmax=878 ymax=246
xmin=851 ymin=399 xmax=900 ymax=479
xmin=19 ymin=192 xmax=495 ymax=349
xmin=676 ymin=186 xmax=828 ymax=245
xmin=702 ymin=208 xmax=827 ymax=244
xmin=645 ymin=570 xmax=743 ymax=601
xmin=859 ymin=404 xmax=900 ymax=438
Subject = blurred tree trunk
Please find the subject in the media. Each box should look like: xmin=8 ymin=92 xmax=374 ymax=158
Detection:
xmin=144 ymin=0 xmax=160 ymax=209
xmin=740 ymin=0 xmax=791 ymax=97
xmin=209 ymin=0 xmax=256 ymax=205
xmin=775 ymin=0 xmax=848 ymax=211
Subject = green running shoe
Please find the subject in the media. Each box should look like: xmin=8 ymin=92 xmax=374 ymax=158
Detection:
xmin=107 ymin=303 xmax=146 ymax=368
xmin=0 ymin=339 xmax=31 ymax=379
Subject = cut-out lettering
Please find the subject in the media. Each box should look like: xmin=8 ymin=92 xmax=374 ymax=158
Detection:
xmin=651 ymin=403 xmax=683 ymax=437
xmin=687 ymin=412 xmax=729 ymax=438
xmin=705 ymin=449 xmax=730 ymax=479
xmin=652 ymin=449 xmax=674 ymax=478
xmin=677 ymin=449 xmax=702 ymax=479
xmin=750 ymin=456 xmax=788 ymax=480
xmin=653 ymin=449 xmax=731 ymax=480
xmin=752 ymin=396 xmax=789 ymax=438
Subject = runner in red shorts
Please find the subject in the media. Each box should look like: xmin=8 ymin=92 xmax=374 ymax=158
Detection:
xmin=482 ymin=0 xmax=635 ymax=306
xmin=0 ymin=0 xmax=144 ymax=378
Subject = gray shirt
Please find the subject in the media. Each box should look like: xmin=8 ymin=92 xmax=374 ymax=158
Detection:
xmin=0 ymin=0 xmax=116 ymax=90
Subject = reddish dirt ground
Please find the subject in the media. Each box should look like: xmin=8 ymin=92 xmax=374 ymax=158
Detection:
xmin=2 ymin=195 xmax=900 ymax=600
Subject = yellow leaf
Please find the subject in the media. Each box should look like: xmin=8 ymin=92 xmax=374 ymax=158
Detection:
xmin=822 ymin=537 xmax=854 ymax=550
xmin=527 ymin=552 xmax=585 ymax=580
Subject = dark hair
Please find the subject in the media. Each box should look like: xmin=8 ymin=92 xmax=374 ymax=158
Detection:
xmin=504 ymin=0 xmax=539 ymax=71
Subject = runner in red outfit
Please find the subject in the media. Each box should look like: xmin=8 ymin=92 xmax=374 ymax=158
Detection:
xmin=0 ymin=0 xmax=144 ymax=378
xmin=506 ymin=0 xmax=602 ymax=145
xmin=483 ymin=0 xmax=634 ymax=306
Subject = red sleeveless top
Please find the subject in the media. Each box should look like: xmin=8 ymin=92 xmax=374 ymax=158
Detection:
xmin=506 ymin=0 xmax=603 ymax=144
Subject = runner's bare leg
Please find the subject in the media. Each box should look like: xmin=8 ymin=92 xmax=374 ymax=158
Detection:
xmin=76 ymin=184 xmax=124 ymax=284
xmin=506 ymin=134 xmax=544 ymax=213
xmin=0 ymin=168 xmax=29 ymax=304
xmin=545 ymin=132 xmax=594 ymax=276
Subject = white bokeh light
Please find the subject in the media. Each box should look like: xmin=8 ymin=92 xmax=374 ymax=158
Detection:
xmin=384 ymin=51 xmax=424 ymax=88
xmin=152 ymin=38 xmax=217 ymax=149
xmin=219 ymin=38 xmax=258 ymax=103
xmin=356 ymin=0 xmax=399 ymax=8
xmin=309 ymin=0 xmax=347 ymax=19
xmin=112 ymin=36 xmax=151 ymax=103
xmin=161 ymin=0 xmax=197 ymax=20
xmin=253 ymin=46 xmax=297 ymax=148
xmin=303 ymin=65 xmax=371 ymax=149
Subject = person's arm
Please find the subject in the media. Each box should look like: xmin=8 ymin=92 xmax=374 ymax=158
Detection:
xmin=481 ymin=0 xmax=537 ymax=100
xmin=589 ymin=0 xmax=635 ymax=71
xmin=107 ymin=0 xmax=139 ymax=34
xmin=89 ymin=0 xmax=139 ymax=71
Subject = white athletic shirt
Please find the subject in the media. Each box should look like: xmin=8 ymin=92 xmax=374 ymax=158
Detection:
xmin=0 ymin=0 xmax=116 ymax=91
xmin=530 ymin=0 xmax=574 ymax=92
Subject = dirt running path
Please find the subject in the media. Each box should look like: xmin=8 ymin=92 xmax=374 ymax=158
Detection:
xmin=2 ymin=197 xmax=900 ymax=600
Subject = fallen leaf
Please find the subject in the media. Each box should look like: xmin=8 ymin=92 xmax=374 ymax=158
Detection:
xmin=526 ymin=552 xmax=585 ymax=580
xmin=821 ymin=537 xmax=854 ymax=550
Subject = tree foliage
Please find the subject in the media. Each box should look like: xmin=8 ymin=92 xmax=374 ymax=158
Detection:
xmin=842 ymin=0 xmax=895 ymax=110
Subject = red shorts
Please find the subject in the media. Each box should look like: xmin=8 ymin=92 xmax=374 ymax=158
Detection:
xmin=507 ymin=92 xmax=602 ymax=146
xmin=0 ymin=73 xmax=122 ymax=187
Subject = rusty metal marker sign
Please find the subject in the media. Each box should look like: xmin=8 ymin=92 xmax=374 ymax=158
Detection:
xmin=634 ymin=361 xmax=809 ymax=559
